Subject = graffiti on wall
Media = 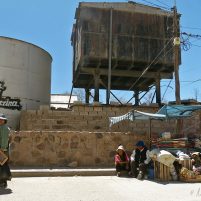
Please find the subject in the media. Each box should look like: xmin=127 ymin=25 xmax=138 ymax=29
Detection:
xmin=0 ymin=81 xmax=22 ymax=110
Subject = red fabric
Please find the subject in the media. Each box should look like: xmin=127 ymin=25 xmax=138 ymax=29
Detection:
xmin=114 ymin=151 xmax=129 ymax=164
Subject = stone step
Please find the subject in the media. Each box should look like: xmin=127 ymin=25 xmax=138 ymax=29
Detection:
xmin=11 ymin=168 xmax=116 ymax=177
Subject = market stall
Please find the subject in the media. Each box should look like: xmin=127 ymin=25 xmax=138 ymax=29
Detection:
xmin=109 ymin=104 xmax=201 ymax=182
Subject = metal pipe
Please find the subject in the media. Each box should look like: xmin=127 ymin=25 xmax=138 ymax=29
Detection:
xmin=68 ymin=85 xmax=74 ymax=108
xmin=107 ymin=7 xmax=113 ymax=104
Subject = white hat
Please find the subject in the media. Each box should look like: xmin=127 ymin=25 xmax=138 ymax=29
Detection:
xmin=116 ymin=145 xmax=125 ymax=152
xmin=0 ymin=114 xmax=7 ymax=120
xmin=191 ymin=152 xmax=200 ymax=156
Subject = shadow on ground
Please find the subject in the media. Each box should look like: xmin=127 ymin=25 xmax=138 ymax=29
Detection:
xmin=0 ymin=188 xmax=12 ymax=195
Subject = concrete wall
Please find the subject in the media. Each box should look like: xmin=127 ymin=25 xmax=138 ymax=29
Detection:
xmin=50 ymin=94 xmax=78 ymax=109
xmin=0 ymin=36 xmax=52 ymax=129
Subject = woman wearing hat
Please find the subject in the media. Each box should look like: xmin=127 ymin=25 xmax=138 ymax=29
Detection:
xmin=0 ymin=114 xmax=11 ymax=188
xmin=114 ymin=144 xmax=130 ymax=177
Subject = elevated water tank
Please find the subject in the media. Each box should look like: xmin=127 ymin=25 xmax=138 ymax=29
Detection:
xmin=0 ymin=36 xmax=52 ymax=129
xmin=71 ymin=2 xmax=181 ymax=104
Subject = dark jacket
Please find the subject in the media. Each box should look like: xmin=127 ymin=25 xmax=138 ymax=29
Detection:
xmin=134 ymin=147 xmax=148 ymax=164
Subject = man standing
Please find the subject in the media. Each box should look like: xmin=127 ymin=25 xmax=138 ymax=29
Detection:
xmin=130 ymin=141 xmax=151 ymax=180
xmin=0 ymin=114 xmax=11 ymax=188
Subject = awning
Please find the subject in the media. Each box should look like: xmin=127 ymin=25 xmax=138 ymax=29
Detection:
xmin=109 ymin=105 xmax=201 ymax=127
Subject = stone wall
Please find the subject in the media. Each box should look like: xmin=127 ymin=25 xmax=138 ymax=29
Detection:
xmin=20 ymin=104 xmax=159 ymax=132
xmin=20 ymin=104 xmax=201 ymax=137
xmin=15 ymin=104 xmax=201 ymax=167
xmin=9 ymin=131 xmax=149 ymax=167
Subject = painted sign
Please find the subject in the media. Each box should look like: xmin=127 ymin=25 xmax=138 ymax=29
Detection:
xmin=0 ymin=81 xmax=22 ymax=110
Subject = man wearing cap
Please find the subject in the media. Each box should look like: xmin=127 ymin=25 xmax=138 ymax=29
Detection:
xmin=0 ymin=114 xmax=11 ymax=188
xmin=130 ymin=140 xmax=151 ymax=180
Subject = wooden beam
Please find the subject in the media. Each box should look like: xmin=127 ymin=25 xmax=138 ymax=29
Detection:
xmin=155 ymin=78 xmax=161 ymax=106
xmin=85 ymin=88 xmax=90 ymax=104
xmin=80 ymin=67 xmax=173 ymax=79
xmin=134 ymin=90 xmax=139 ymax=106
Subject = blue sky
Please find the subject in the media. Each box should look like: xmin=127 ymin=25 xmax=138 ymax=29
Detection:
xmin=0 ymin=0 xmax=201 ymax=103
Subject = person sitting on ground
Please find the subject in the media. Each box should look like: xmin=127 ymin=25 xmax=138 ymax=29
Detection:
xmin=114 ymin=144 xmax=130 ymax=177
xmin=191 ymin=152 xmax=201 ymax=174
xmin=130 ymin=140 xmax=151 ymax=180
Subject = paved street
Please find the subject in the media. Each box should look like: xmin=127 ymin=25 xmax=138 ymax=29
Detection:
xmin=0 ymin=176 xmax=200 ymax=201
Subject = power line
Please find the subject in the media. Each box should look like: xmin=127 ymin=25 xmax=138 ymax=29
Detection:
xmin=161 ymin=80 xmax=198 ymax=83
xmin=162 ymin=79 xmax=172 ymax=101
xmin=154 ymin=0 xmax=171 ymax=8
xmin=161 ymin=78 xmax=201 ymax=100
xmin=139 ymin=0 xmax=171 ymax=10
xmin=129 ymin=36 xmax=174 ymax=90
xmin=191 ymin=43 xmax=201 ymax=48
xmin=190 ymin=79 xmax=201 ymax=84
xmin=181 ymin=32 xmax=201 ymax=39
xmin=181 ymin=26 xmax=201 ymax=31
xmin=180 ymin=32 xmax=201 ymax=51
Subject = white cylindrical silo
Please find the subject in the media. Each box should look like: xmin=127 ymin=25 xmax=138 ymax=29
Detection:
xmin=0 ymin=36 xmax=52 ymax=129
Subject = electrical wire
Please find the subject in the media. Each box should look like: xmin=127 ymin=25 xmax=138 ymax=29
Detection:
xmin=180 ymin=32 xmax=201 ymax=51
xmin=191 ymin=43 xmax=201 ymax=48
xmin=181 ymin=26 xmax=201 ymax=31
xmin=154 ymin=0 xmax=171 ymax=8
xmin=128 ymin=38 xmax=175 ymax=102
xmin=149 ymin=44 xmax=174 ymax=102
xmin=162 ymin=79 xmax=172 ymax=101
xmin=180 ymin=33 xmax=191 ymax=51
xmin=129 ymin=36 xmax=174 ymax=90
xmin=181 ymin=32 xmax=201 ymax=39
xmin=190 ymin=79 xmax=201 ymax=84
xmin=161 ymin=80 xmax=198 ymax=83
xmin=140 ymin=0 xmax=171 ymax=10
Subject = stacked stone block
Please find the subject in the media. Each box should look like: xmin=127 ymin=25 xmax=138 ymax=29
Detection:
xmin=20 ymin=104 xmax=159 ymax=132
xmin=9 ymin=131 xmax=149 ymax=167
xmin=15 ymin=104 xmax=201 ymax=167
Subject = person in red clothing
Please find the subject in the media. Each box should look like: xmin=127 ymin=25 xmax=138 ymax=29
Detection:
xmin=114 ymin=144 xmax=130 ymax=177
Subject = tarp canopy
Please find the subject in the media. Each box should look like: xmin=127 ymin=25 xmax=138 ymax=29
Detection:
xmin=109 ymin=105 xmax=201 ymax=127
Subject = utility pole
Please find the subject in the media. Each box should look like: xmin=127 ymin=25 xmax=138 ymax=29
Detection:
xmin=107 ymin=8 xmax=113 ymax=104
xmin=173 ymin=2 xmax=181 ymax=105
xmin=173 ymin=1 xmax=182 ymax=135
